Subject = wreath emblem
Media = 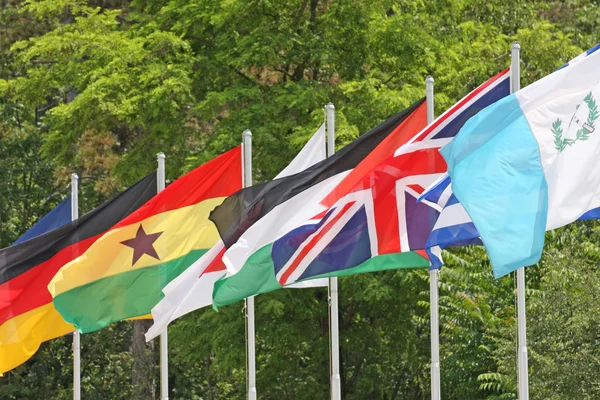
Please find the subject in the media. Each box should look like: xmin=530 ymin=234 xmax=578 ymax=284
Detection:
xmin=552 ymin=91 xmax=599 ymax=152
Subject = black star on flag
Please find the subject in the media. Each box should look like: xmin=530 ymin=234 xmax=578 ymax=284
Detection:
xmin=120 ymin=225 xmax=163 ymax=266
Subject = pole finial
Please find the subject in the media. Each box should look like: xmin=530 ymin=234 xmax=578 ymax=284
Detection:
xmin=325 ymin=102 xmax=335 ymax=110
xmin=242 ymin=129 xmax=252 ymax=138
xmin=71 ymin=173 xmax=79 ymax=181
xmin=426 ymin=75 xmax=434 ymax=84
xmin=512 ymin=41 xmax=521 ymax=50
xmin=157 ymin=152 xmax=165 ymax=160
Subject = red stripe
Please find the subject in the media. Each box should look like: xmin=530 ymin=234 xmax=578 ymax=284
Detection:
xmin=279 ymin=201 xmax=356 ymax=285
xmin=0 ymin=235 xmax=99 ymax=326
xmin=113 ymin=146 xmax=242 ymax=229
xmin=375 ymin=184 xmax=400 ymax=255
xmin=406 ymin=184 xmax=425 ymax=195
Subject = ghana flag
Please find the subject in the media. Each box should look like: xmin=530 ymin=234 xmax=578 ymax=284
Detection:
xmin=49 ymin=146 xmax=242 ymax=333
xmin=0 ymin=174 xmax=156 ymax=373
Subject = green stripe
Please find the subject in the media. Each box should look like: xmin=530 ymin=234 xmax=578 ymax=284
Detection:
xmin=53 ymin=249 xmax=207 ymax=333
xmin=212 ymin=244 xmax=428 ymax=309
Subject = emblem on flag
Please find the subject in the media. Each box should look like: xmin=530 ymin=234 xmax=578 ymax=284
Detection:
xmin=552 ymin=91 xmax=599 ymax=152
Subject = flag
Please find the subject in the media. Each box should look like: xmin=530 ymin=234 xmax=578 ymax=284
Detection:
xmin=211 ymin=99 xmax=430 ymax=307
xmin=213 ymin=69 xmax=511 ymax=307
xmin=422 ymin=46 xmax=600 ymax=271
xmin=440 ymin=46 xmax=600 ymax=277
xmin=13 ymin=197 xmax=71 ymax=246
xmin=419 ymin=174 xmax=482 ymax=269
xmin=48 ymin=147 xmax=242 ymax=333
xmin=0 ymin=174 xmax=156 ymax=373
xmin=145 ymin=125 xmax=328 ymax=340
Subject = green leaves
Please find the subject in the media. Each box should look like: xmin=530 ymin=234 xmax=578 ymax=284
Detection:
xmin=552 ymin=118 xmax=568 ymax=152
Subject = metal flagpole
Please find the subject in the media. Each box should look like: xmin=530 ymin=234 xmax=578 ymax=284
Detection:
xmin=157 ymin=152 xmax=169 ymax=400
xmin=325 ymin=103 xmax=342 ymax=400
xmin=71 ymin=174 xmax=80 ymax=400
xmin=242 ymin=130 xmax=257 ymax=400
xmin=426 ymin=76 xmax=441 ymax=400
xmin=511 ymin=41 xmax=529 ymax=400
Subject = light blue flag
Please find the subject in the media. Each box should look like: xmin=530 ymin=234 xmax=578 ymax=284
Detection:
xmin=421 ymin=45 xmax=600 ymax=276
xmin=439 ymin=44 xmax=600 ymax=277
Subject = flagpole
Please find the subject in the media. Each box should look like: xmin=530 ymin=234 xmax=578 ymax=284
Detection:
xmin=242 ymin=130 xmax=257 ymax=400
xmin=325 ymin=103 xmax=342 ymax=400
xmin=71 ymin=173 xmax=80 ymax=400
xmin=157 ymin=152 xmax=169 ymax=400
xmin=426 ymin=75 xmax=441 ymax=400
xmin=511 ymin=41 xmax=529 ymax=400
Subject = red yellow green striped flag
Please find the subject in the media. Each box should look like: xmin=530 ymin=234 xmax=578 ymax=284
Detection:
xmin=48 ymin=147 xmax=241 ymax=333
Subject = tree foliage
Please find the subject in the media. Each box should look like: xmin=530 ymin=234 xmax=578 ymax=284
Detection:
xmin=1 ymin=0 xmax=600 ymax=398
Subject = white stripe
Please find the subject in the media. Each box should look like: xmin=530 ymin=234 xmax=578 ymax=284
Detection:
xmin=287 ymin=278 xmax=328 ymax=288
xmin=433 ymin=202 xmax=472 ymax=230
xmin=394 ymin=138 xmax=451 ymax=157
xmin=437 ymin=183 xmax=454 ymax=209
xmin=362 ymin=189 xmax=379 ymax=258
xmin=420 ymin=198 xmax=443 ymax=213
xmin=417 ymin=173 xmax=450 ymax=206
xmin=168 ymin=270 xmax=226 ymax=320
xmin=429 ymin=245 xmax=443 ymax=267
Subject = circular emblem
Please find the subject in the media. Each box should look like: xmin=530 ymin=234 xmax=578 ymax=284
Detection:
xmin=552 ymin=91 xmax=599 ymax=152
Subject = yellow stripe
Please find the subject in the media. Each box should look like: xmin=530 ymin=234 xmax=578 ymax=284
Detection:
xmin=49 ymin=198 xmax=225 ymax=296
xmin=127 ymin=314 xmax=152 ymax=321
xmin=0 ymin=304 xmax=74 ymax=373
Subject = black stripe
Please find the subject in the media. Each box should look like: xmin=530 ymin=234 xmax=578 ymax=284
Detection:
xmin=210 ymin=99 xmax=425 ymax=248
xmin=0 ymin=173 xmax=157 ymax=284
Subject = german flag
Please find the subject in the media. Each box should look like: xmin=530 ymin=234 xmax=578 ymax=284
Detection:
xmin=0 ymin=174 xmax=157 ymax=373
xmin=49 ymin=146 xmax=242 ymax=333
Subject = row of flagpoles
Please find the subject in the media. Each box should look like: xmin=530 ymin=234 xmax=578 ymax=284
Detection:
xmin=55 ymin=42 xmax=530 ymax=400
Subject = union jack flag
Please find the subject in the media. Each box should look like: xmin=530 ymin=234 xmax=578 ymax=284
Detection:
xmin=274 ymin=69 xmax=511 ymax=285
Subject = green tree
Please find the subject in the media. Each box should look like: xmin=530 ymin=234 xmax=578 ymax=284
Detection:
xmin=3 ymin=0 xmax=600 ymax=399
